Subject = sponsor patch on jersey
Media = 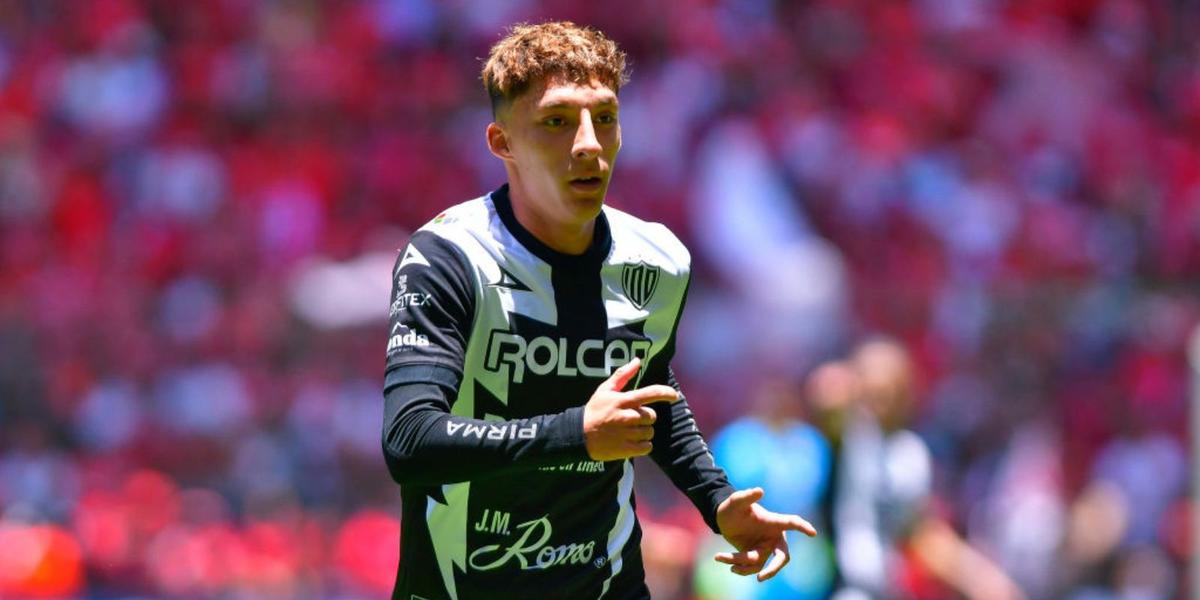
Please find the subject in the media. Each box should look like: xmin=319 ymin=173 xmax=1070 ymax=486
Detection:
xmin=390 ymin=293 xmax=433 ymax=316
xmin=484 ymin=331 xmax=650 ymax=383
xmin=621 ymin=261 xmax=660 ymax=310
xmin=446 ymin=421 xmax=537 ymax=440
xmin=387 ymin=323 xmax=430 ymax=353
xmin=390 ymin=275 xmax=434 ymax=316
xmin=467 ymin=514 xmax=600 ymax=572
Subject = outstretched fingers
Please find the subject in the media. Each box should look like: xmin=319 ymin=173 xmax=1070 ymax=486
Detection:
xmin=756 ymin=546 xmax=790 ymax=582
xmin=713 ymin=548 xmax=762 ymax=567
xmin=714 ymin=543 xmax=773 ymax=575
xmin=761 ymin=511 xmax=818 ymax=537
xmin=602 ymin=357 xmax=642 ymax=392
xmin=730 ymin=564 xmax=760 ymax=576
xmin=724 ymin=487 xmax=765 ymax=509
xmin=619 ymin=384 xmax=680 ymax=407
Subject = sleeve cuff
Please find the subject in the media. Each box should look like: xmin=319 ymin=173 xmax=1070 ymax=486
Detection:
xmin=544 ymin=406 xmax=590 ymax=461
xmin=706 ymin=484 xmax=737 ymax=534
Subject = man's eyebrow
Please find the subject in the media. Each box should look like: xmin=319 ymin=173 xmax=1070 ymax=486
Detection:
xmin=538 ymin=99 xmax=619 ymax=110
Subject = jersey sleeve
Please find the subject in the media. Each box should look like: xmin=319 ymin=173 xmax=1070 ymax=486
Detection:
xmin=384 ymin=230 xmax=474 ymax=374
xmin=381 ymin=230 xmax=589 ymax=486
xmin=642 ymin=275 xmax=736 ymax=534
xmin=382 ymin=365 xmax=588 ymax=486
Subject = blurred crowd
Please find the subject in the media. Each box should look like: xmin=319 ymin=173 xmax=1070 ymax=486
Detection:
xmin=0 ymin=0 xmax=1196 ymax=598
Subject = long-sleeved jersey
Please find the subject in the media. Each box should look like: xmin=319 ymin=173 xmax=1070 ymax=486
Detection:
xmin=381 ymin=185 xmax=734 ymax=600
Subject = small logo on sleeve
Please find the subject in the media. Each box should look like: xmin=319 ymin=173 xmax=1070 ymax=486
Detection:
xmin=390 ymin=275 xmax=434 ymax=316
xmin=387 ymin=323 xmax=430 ymax=353
xmin=398 ymin=245 xmax=430 ymax=270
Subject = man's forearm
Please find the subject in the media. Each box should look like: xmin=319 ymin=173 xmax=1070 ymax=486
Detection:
xmin=648 ymin=378 xmax=735 ymax=532
xmin=382 ymin=367 xmax=589 ymax=486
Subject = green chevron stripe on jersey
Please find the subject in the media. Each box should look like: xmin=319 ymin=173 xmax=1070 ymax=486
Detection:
xmin=427 ymin=482 xmax=470 ymax=599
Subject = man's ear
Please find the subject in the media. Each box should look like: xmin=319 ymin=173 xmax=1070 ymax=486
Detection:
xmin=486 ymin=122 xmax=513 ymax=161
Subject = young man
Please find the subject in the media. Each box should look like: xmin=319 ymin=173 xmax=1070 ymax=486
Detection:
xmin=381 ymin=21 xmax=815 ymax=600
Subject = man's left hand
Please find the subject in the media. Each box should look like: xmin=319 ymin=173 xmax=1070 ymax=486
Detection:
xmin=714 ymin=487 xmax=817 ymax=582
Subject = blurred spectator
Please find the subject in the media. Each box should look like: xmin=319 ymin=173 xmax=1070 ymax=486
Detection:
xmin=833 ymin=338 xmax=1025 ymax=600
xmin=56 ymin=21 xmax=167 ymax=142
xmin=966 ymin=419 xmax=1066 ymax=598
xmin=689 ymin=118 xmax=849 ymax=370
xmin=1091 ymin=410 xmax=1186 ymax=549
xmin=694 ymin=375 xmax=836 ymax=600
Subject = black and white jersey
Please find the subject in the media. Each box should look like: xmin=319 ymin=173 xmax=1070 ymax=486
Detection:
xmin=381 ymin=185 xmax=734 ymax=600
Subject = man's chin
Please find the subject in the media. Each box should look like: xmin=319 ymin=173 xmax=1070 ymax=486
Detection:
xmin=575 ymin=193 xmax=607 ymax=219
xmin=564 ymin=185 xmax=608 ymax=210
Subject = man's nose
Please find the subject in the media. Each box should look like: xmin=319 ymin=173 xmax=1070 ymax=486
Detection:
xmin=572 ymin=111 xmax=602 ymax=160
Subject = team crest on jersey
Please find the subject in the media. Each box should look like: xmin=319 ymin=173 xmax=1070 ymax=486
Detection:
xmin=621 ymin=261 xmax=659 ymax=310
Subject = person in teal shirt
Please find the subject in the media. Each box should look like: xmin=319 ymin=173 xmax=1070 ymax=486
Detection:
xmin=696 ymin=376 xmax=835 ymax=600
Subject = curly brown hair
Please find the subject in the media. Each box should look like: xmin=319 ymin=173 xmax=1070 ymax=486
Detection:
xmin=481 ymin=21 xmax=629 ymax=115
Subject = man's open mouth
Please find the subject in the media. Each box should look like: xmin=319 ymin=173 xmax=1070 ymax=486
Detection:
xmin=570 ymin=177 xmax=603 ymax=188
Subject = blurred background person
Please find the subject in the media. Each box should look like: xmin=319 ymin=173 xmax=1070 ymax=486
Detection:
xmin=693 ymin=373 xmax=837 ymax=600
xmin=833 ymin=338 xmax=1026 ymax=600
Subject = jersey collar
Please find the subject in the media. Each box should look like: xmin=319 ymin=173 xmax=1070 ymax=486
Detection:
xmin=489 ymin=184 xmax=612 ymax=268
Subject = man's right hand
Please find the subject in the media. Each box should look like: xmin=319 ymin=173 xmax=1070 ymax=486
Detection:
xmin=582 ymin=357 xmax=680 ymax=461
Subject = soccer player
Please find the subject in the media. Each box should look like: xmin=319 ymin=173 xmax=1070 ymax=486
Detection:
xmin=381 ymin=21 xmax=816 ymax=600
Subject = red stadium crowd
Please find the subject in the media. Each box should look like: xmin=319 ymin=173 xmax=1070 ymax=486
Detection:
xmin=0 ymin=0 xmax=1197 ymax=598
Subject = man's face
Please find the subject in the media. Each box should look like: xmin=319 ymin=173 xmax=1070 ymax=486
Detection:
xmin=492 ymin=76 xmax=621 ymax=229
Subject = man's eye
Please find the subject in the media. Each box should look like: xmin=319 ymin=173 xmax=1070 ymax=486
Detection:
xmin=596 ymin=114 xmax=617 ymax=125
xmin=544 ymin=117 xmax=565 ymax=127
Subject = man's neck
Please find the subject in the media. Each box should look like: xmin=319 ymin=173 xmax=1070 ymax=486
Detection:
xmin=507 ymin=184 xmax=595 ymax=256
